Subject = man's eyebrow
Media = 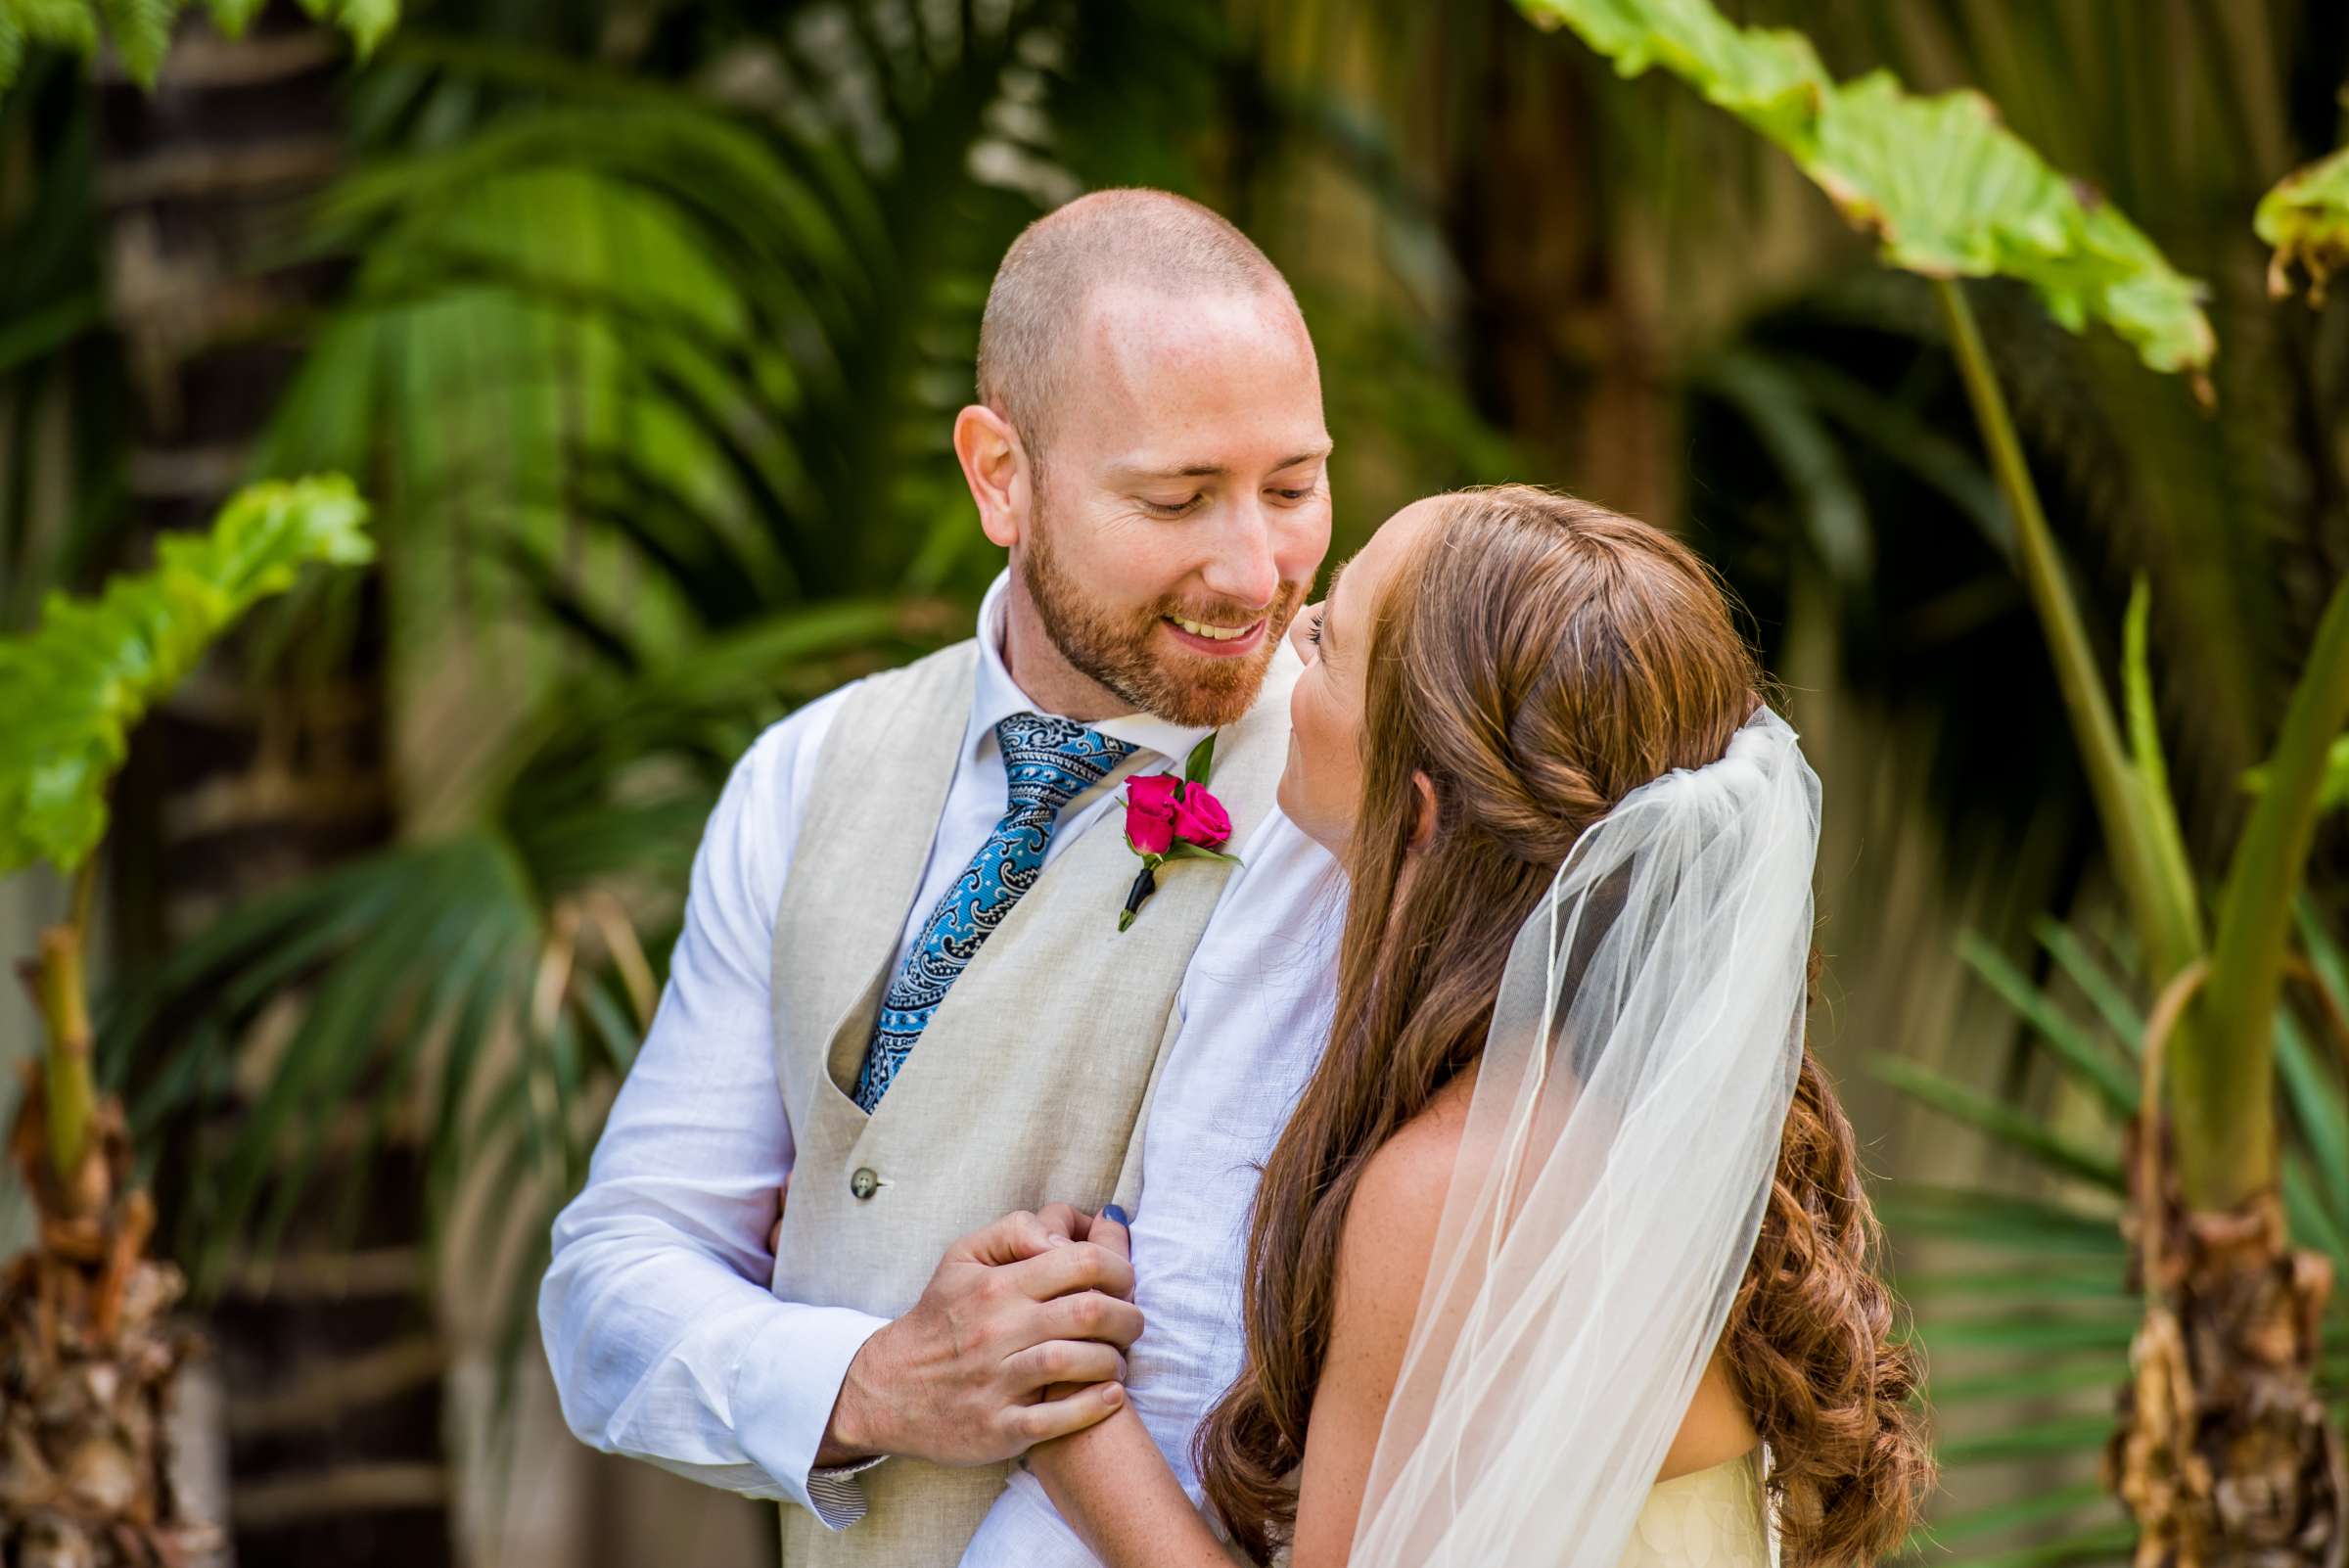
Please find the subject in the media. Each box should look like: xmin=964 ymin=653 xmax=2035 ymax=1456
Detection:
xmin=1116 ymin=445 xmax=1333 ymax=482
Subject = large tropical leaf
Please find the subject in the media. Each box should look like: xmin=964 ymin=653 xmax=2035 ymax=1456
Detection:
xmin=0 ymin=477 xmax=371 ymax=878
xmin=1506 ymin=0 xmax=2239 ymax=1038
xmin=1729 ymin=0 xmax=2319 ymax=846
xmin=1512 ymin=0 xmax=2215 ymax=379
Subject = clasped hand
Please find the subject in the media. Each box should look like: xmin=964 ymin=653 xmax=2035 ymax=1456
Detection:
xmin=807 ymin=1200 xmax=1138 ymax=1468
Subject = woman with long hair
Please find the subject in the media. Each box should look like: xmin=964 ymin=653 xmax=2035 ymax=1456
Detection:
xmin=1022 ymin=484 xmax=1937 ymax=1566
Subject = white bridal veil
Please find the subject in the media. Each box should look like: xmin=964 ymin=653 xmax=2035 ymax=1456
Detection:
xmin=1348 ymin=706 xmax=1820 ymax=1568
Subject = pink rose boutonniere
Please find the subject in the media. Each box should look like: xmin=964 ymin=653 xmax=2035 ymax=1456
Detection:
xmin=1120 ymin=732 xmax=1240 ymax=931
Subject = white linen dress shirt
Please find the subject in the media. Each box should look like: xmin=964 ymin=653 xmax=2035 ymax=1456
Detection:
xmin=538 ymin=570 xmax=1340 ymax=1558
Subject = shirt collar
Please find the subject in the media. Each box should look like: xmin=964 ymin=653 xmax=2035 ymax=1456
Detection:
xmin=971 ymin=569 xmax=1210 ymax=768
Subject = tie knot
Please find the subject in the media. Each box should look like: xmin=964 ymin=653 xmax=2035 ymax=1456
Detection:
xmin=995 ymin=713 xmax=1135 ymax=813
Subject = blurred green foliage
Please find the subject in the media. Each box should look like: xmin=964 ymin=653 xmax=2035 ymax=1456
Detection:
xmin=2260 ymin=142 xmax=2349 ymax=304
xmin=0 ymin=478 xmax=370 ymax=877
xmin=0 ymin=0 xmax=392 ymax=90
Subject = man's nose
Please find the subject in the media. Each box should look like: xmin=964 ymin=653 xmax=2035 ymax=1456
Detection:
xmin=1199 ymin=497 xmax=1281 ymax=611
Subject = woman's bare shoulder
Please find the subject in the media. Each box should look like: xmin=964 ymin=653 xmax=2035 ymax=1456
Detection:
xmin=1332 ymin=1079 xmax=1474 ymax=1349
xmin=1352 ymin=1081 xmax=1471 ymax=1229
xmin=1287 ymin=1084 xmax=1479 ymax=1566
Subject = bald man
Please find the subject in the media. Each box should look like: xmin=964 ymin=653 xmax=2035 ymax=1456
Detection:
xmin=540 ymin=190 xmax=1342 ymax=1567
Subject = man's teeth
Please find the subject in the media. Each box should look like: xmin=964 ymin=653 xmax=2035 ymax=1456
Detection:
xmin=1172 ymin=616 xmax=1255 ymax=642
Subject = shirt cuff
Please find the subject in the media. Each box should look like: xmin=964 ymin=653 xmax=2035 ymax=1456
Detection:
xmin=806 ymin=1453 xmax=889 ymax=1529
xmin=731 ymin=1304 xmax=891 ymax=1521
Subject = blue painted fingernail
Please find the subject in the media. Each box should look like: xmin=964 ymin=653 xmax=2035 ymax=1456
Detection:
xmin=1103 ymin=1204 xmax=1129 ymax=1226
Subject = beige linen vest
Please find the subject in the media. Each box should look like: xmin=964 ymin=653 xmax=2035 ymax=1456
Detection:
xmin=767 ymin=636 xmax=1297 ymax=1567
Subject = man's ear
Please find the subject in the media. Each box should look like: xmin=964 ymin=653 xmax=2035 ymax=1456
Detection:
xmin=953 ymin=404 xmax=1031 ymax=549
xmin=1408 ymin=771 xmax=1439 ymax=852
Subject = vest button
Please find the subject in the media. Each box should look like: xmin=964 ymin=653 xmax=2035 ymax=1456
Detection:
xmin=850 ymin=1167 xmax=879 ymax=1200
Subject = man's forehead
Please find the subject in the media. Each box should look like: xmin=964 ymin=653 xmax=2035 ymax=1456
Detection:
xmin=1081 ymin=280 xmax=1306 ymax=357
xmin=1059 ymin=285 xmax=1324 ymax=462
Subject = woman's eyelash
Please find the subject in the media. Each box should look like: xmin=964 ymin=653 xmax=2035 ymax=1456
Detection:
xmin=1306 ymin=610 xmax=1324 ymax=646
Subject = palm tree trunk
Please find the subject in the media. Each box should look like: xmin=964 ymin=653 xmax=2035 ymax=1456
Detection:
xmin=94 ymin=9 xmax=454 ymax=1564
xmin=2109 ymin=1164 xmax=2345 ymax=1568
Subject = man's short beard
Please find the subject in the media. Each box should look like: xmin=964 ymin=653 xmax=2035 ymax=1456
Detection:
xmin=1021 ymin=520 xmax=1304 ymax=730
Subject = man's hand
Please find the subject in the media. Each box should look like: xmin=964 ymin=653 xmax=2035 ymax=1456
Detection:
xmin=1033 ymin=1205 xmax=1132 ymax=1406
xmin=815 ymin=1209 xmax=1141 ymax=1468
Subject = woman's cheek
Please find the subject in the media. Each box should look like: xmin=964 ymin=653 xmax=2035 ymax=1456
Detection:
xmin=1295 ymin=682 xmax=1328 ymax=759
xmin=1309 ymin=696 xmax=1349 ymax=817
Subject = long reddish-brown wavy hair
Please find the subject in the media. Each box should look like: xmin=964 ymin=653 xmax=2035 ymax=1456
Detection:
xmin=1194 ymin=485 xmax=1936 ymax=1564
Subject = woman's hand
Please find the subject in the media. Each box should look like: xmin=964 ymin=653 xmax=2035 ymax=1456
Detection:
xmin=1088 ymin=1204 xmax=1131 ymax=1263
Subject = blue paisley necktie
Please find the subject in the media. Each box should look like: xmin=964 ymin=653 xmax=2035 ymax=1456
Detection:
xmin=852 ymin=712 xmax=1136 ymax=1111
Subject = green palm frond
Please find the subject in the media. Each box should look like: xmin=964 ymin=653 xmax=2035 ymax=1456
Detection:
xmin=1865 ymin=1053 xmax=2125 ymax=1192
xmin=1955 ymin=933 xmax=2139 ymax=1114
xmin=248 ymin=16 xmax=1136 ymax=697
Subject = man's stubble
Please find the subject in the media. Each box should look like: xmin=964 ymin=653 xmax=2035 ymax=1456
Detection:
xmin=1019 ymin=488 xmax=1305 ymax=731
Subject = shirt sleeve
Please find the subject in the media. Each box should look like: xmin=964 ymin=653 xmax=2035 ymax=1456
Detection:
xmin=537 ymin=686 xmax=891 ymax=1520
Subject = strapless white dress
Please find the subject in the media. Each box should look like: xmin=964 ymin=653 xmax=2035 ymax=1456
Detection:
xmin=1265 ymin=1444 xmax=1775 ymax=1566
xmin=1617 ymin=1447 xmax=1776 ymax=1568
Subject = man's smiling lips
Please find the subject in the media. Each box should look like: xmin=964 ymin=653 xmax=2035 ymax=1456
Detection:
xmin=1163 ymin=613 xmax=1268 ymax=658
